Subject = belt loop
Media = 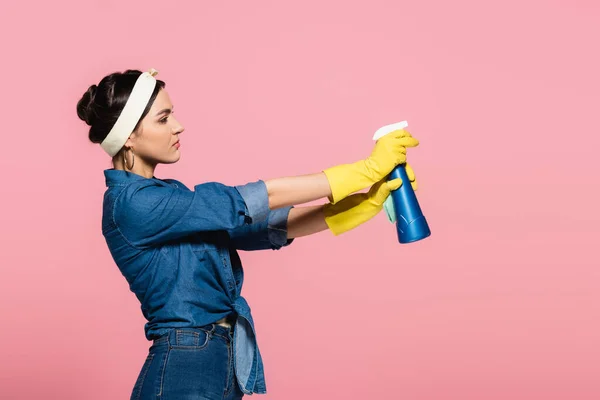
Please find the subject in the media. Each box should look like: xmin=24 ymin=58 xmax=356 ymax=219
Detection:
xmin=207 ymin=323 xmax=216 ymax=339
xmin=167 ymin=328 xmax=174 ymax=347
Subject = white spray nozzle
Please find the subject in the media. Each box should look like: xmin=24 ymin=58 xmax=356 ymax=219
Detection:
xmin=372 ymin=120 xmax=409 ymax=141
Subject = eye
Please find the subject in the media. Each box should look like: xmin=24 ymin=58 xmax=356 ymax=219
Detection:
xmin=159 ymin=110 xmax=174 ymax=124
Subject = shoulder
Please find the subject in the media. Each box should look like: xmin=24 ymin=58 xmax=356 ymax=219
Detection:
xmin=110 ymin=180 xmax=179 ymax=231
xmin=113 ymin=179 xmax=174 ymax=212
xmin=158 ymin=178 xmax=232 ymax=194
xmin=161 ymin=178 xmax=190 ymax=190
xmin=115 ymin=179 xmax=236 ymax=209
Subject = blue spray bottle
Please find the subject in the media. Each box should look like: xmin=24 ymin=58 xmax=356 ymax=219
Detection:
xmin=373 ymin=121 xmax=431 ymax=243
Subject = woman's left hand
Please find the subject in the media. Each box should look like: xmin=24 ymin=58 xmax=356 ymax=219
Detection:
xmin=323 ymin=164 xmax=417 ymax=236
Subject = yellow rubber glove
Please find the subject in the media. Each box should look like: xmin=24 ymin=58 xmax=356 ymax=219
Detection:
xmin=323 ymin=168 xmax=415 ymax=236
xmin=383 ymin=163 xmax=417 ymax=223
xmin=322 ymin=129 xmax=419 ymax=204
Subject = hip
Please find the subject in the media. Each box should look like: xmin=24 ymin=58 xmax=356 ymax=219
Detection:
xmin=130 ymin=324 xmax=243 ymax=400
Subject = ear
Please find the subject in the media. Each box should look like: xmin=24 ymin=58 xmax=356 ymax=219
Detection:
xmin=124 ymin=134 xmax=136 ymax=148
xmin=128 ymin=122 xmax=144 ymax=142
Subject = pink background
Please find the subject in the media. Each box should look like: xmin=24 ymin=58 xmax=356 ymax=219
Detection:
xmin=1 ymin=0 xmax=599 ymax=398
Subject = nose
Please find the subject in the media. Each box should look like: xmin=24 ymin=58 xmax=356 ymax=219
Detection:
xmin=172 ymin=116 xmax=184 ymax=134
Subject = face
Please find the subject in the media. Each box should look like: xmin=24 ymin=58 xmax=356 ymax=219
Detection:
xmin=124 ymin=89 xmax=184 ymax=165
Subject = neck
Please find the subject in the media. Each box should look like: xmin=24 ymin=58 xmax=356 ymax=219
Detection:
xmin=113 ymin=158 xmax=156 ymax=179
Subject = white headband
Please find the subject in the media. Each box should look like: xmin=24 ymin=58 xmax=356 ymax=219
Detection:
xmin=100 ymin=68 xmax=159 ymax=157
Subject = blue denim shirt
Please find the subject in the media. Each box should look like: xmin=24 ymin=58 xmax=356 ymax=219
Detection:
xmin=101 ymin=169 xmax=294 ymax=395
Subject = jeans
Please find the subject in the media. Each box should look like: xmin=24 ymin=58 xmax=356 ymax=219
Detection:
xmin=130 ymin=324 xmax=244 ymax=400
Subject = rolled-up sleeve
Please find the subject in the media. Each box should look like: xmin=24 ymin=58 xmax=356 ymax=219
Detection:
xmin=114 ymin=180 xmax=270 ymax=248
xmin=227 ymin=206 xmax=295 ymax=251
xmin=234 ymin=180 xmax=270 ymax=224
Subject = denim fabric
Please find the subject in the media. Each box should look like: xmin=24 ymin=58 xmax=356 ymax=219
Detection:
xmin=102 ymin=169 xmax=294 ymax=395
xmin=130 ymin=325 xmax=244 ymax=400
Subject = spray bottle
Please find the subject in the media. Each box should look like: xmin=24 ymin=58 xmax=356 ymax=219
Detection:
xmin=373 ymin=121 xmax=431 ymax=243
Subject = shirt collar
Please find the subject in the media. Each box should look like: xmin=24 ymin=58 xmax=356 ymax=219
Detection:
xmin=104 ymin=168 xmax=157 ymax=187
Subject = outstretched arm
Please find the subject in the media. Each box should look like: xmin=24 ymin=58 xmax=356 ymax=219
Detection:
xmin=264 ymin=173 xmax=331 ymax=209
xmin=263 ymin=130 xmax=417 ymax=209
xmin=286 ymin=205 xmax=328 ymax=238
xmin=286 ymin=166 xmax=417 ymax=238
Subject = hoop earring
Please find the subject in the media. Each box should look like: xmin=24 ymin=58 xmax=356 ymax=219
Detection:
xmin=124 ymin=148 xmax=135 ymax=170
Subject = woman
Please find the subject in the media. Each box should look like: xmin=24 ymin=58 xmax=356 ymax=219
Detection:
xmin=76 ymin=68 xmax=418 ymax=400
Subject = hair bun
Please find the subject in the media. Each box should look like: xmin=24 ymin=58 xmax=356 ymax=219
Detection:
xmin=76 ymin=84 xmax=98 ymax=126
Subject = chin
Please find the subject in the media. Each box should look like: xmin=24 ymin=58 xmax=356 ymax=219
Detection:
xmin=162 ymin=155 xmax=181 ymax=164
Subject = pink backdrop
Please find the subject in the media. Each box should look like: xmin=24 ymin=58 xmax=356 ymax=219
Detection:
xmin=1 ymin=0 xmax=599 ymax=399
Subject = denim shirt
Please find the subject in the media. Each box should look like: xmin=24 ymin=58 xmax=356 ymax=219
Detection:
xmin=101 ymin=169 xmax=294 ymax=395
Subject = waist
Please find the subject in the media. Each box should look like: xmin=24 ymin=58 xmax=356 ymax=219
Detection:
xmin=147 ymin=314 xmax=237 ymax=342
xmin=216 ymin=314 xmax=236 ymax=328
xmin=151 ymin=314 xmax=237 ymax=345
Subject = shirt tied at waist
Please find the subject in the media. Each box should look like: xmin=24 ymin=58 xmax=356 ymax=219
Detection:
xmin=232 ymin=295 xmax=267 ymax=395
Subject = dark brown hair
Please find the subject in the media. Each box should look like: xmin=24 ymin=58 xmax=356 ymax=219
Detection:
xmin=77 ymin=69 xmax=166 ymax=148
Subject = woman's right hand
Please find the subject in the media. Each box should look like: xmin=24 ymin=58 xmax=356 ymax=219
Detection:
xmin=322 ymin=128 xmax=419 ymax=204
xmin=364 ymin=129 xmax=419 ymax=181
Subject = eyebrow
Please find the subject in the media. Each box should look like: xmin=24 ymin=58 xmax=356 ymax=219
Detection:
xmin=155 ymin=106 xmax=174 ymax=117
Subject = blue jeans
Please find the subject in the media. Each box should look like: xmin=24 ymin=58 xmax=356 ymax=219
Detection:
xmin=130 ymin=324 xmax=244 ymax=399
